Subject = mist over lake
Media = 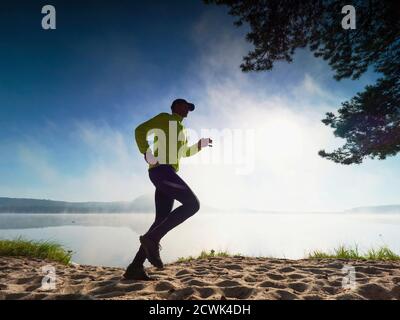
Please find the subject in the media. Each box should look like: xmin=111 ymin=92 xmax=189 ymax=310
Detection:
xmin=1 ymin=212 xmax=400 ymax=267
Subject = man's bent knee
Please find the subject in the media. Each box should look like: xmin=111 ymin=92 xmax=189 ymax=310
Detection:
xmin=183 ymin=195 xmax=200 ymax=216
xmin=188 ymin=197 xmax=200 ymax=216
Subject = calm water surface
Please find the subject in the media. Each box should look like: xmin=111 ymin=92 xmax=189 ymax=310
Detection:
xmin=1 ymin=213 xmax=399 ymax=267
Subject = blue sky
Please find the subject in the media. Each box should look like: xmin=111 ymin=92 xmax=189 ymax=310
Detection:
xmin=0 ymin=0 xmax=399 ymax=211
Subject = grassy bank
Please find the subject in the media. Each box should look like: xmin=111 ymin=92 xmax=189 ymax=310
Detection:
xmin=177 ymin=246 xmax=400 ymax=263
xmin=0 ymin=238 xmax=72 ymax=265
xmin=308 ymin=245 xmax=400 ymax=261
xmin=177 ymin=249 xmax=241 ymax=263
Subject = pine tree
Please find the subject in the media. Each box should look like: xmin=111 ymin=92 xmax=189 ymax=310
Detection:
xmin=205 ymin=0 xmax=400 ymax=164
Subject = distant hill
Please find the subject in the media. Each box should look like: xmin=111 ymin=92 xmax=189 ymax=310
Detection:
xmin=0 ymin=196 xmax=223 ymax=214
xmin=346 ymin=205 xmax=400 ymax=214
xmin=0 ymin=195 xmax=154 ymax=213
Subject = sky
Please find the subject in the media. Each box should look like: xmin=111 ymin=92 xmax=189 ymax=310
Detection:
xmin=0 ymin=0 xmax=399 ymax=212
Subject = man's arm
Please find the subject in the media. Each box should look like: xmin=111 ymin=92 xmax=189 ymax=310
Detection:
xmin=181 ymin=140 xmax=200 ymax=158
xmin=181 ymin=137 xmax=212 ymax=158
xmin=134 ymin=113 xmax=164 ymax=154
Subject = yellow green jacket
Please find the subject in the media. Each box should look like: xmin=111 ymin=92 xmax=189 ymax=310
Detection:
xmin=134 ymin=112 xmax=200 ymax=171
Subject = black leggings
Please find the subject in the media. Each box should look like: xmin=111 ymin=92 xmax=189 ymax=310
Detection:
xmin=130 ymin=165 xmax=200 ymax=266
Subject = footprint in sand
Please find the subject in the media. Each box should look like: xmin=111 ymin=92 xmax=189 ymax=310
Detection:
xmin=71 ymin=274 xmax=94 ymax=280
xmin=154 ymin=281 xmax=176 ymax=291
xmin=3 ymin=292 xmax=32 ymax=300
xmin=321 ymin=286 xmax=340 ymax=295
xmin=245 ymin=262 xmax=260 ymax=266
xmin=179 ymin=276 xmax=196 ymax=283
xmin=25 ymin=283 xmax=44 ymax=292
xmin=117 ymin=282 xmax=147 ymax=292
xmin=196 ymin=287 xmax=218 ymax=298
xmin=392 ymin=277 xmax=400 ymax=284
xmin=192 ymin=266 xmax=208 ymax=271
xmin=278 ymin=267 xmax=296 ymax=273
xmin=303 ymin=294 xmax=323 ymax=300
xmin=43 ymin=293 xmax=93 ymax=300
xmin=356 ymin=283 xmax=392 ymax=300
xmin=243 ymin=276 xmax=257 ymax=283
xmin=231 ymin=273 xmax=244 ymax=279
xmin=356 ymin=266 xmax=381 ymax=275
xmin=193 ymin=270 xmax=210 ymax=276
xmin=175 ymin=269 xmax=192 ymax=276
xmin=258 ymin=280 xmax=285 ymax=289
xmin=87 ymin=283 xmax=119 ymax=295
xmin=223 ymin=264 xmax=242 ymax=271
xmin=93 ymin=280 xmax=118 ymax=287
xmin=95 ymin=291 xmax=126 ymax=299
xmin=325 ymin=263 xmax=344 ymax=269
xmin=167 ymin=287 xmax=194 ymax=300
xmin=270 ymin=289 xmax=299 ymax=300
xmin=216 ymin=280 xmax=241 ymax=287
xmin=15 ymin=276 xmax=39 ymax=285
xmin=356 ymin=273 xmax=368 ymax=280
xmin=288 ymin=282 xmax=309 ymax=293
xmin=267 ymin=273 xmax=285 ymax=280
xmin=207 ymin=270 xmax=226 ymax=276
xmin=390 ymin=285 xmax=400 ymax=299
xmin=302 ymin=268 xmax=326 ymax=275
xmin=376 ymin=262 xmax=398 ymax=268
xmin=222 ymin=286 xmax=253 ymax=299
xmin=20 ymin=293 xmax=49 ymax=300
xmin=335 ymin=293 xmax=364 ymax=300
xmin=0 ymin=284 xmax=8 ymax=290
xmin=324 ymin=280 xmax=342 ymax=288
xmin=287 ymin=273 xmax=306 ymax=280
xmin=162 ymin=277 xmax=177 ymax=282
xmin=151 ymin=270 xmax=169 ymax=275
xmin=187 ymin=279 xmax=211 ymax=287
xmin=254 ymin=267 xmax=269 ymax=272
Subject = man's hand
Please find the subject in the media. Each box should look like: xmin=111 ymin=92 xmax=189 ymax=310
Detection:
xmin=198 ymin=138 xmax=213 ymax=150
xmin=144 ymin=150 xmax=159 ymax=165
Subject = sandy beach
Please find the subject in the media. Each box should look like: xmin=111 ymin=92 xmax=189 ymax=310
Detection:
xmin=1 ymin=256 xmax=400 ymax=300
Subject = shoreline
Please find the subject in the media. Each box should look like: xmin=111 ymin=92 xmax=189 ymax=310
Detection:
xmin=1 ymin=256 xmax=400 ymax=300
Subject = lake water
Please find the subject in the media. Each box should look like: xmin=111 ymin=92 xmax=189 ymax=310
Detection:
xmin=1 ymin=213 xmax=399 ymax=267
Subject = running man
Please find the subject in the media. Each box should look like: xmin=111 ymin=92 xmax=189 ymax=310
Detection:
xmin=123 ymin=98 xmax=212 ymax=280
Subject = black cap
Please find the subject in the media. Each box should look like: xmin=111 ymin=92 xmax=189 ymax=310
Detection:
xmin=171 ymin=98 xmax=195 ymax=111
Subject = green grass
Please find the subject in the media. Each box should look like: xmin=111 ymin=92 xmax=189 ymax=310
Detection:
xmin=0 ymin=237 xmax=73 ymax=265
xmin=176 ymin=249 xmax=241 ymax=263
xmin=178 ymin=245 xmax=400 ymax=263
xmin=308 ymin=245 xmax=400 ymax=261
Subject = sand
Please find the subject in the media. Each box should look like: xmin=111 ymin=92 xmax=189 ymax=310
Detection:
xmin=1 ymin=256 xmax=400 ymax=300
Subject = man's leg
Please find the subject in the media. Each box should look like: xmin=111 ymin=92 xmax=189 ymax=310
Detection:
xmin=128 ymin=188 xmax=174 ymax=267
xmin=144 ymin=166 xmax=200 ymax=242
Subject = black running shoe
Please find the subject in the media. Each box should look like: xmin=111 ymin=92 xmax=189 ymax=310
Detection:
xmin=139 ymin=235 xmax=164 ymax=269
xmin=122 ymin=264 xmax=154 ymax=281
